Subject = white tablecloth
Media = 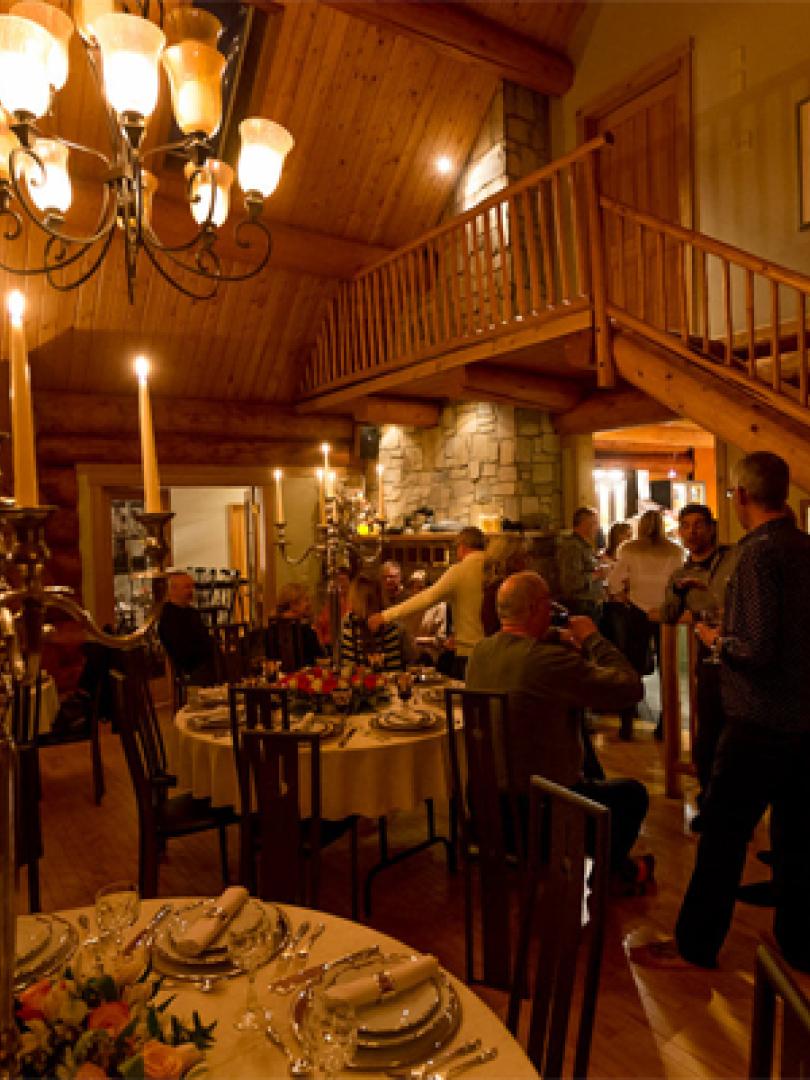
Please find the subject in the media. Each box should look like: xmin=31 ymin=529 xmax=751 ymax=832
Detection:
xmin=57 ymin=899 xmax=539 ymax=1079
xmin=168 ymin=704 xmax=452 ymax=821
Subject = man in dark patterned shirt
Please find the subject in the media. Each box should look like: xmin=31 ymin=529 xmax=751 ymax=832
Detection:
xmin=630 ymin=451 xmax=810 ymax=973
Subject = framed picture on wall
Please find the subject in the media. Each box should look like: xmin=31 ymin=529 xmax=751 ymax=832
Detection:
xmin=799 ymin=97 xmax=810 ymax=230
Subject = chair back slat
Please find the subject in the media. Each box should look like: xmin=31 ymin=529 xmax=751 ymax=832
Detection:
xmin=242 ymin=728 xmax=322 ymax=906
xmin=113 ymin=647 xmax=169 ymax=780
xmin=750 ymin=935 xmax=810 ymax=1079
xmin=508 ymin=776 xmax=610 ymax=1080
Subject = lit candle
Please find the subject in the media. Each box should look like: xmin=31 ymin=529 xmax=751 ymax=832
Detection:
xmin=134 ymin=355 xmax=161 ymax=513
xmin=6 ymin=291 xmax=38 ymax=507
xmin=326 ymin=469 xmax=336 ymax=499
xmin=316 ymin=467 xmax=325 ymax=525
xmin=273 ymin=467 xmax=284 ymax=523
xmin=376 ymin=462 xmax=385 ymax=520
xmin=321 ymin=441 xmax=330 ymax=474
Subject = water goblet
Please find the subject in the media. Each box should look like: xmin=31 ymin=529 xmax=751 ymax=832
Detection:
xmin=301 ymin=989 xmax=357 ymax=1079
xmin=395 ymin=671 xmax=413 ymax=705
xmin=94 ymin=881 xmax=140 ymax=957
xmin=331 ymin=686 xmax=353 ymax=719
xmin=697 ymin=607 xmax=722 ymax=665
xmin=228 ymin=921 xmax=268 ymax=1031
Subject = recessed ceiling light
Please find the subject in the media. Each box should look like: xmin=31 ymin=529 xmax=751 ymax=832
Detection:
xmin=436 ymin=155 xmax=452 ymax=175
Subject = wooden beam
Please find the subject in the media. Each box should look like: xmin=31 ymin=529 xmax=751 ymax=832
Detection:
xmin=445 ymin=365 xmax=583 ymax=411
xmin=555 ymin=389 xmax=677 ymax=435
xmin=613 ymin=332 xmax=810 ymax=494
xmin=594 ymin=451 xmax=692 ymax=471
xmin=595 ymin=423 xmax=714 ymax=449
xmin=33 ymin=391 xmax=354 ymax=441
xmin=352 ymin=397 xmax=441 ymax=428
xmin=264 ymin=0 xmax=574 ymax=96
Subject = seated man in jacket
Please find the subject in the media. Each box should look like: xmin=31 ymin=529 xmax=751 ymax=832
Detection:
xmin=158 ymin=572 xmax=218 ymax=685
xmin=466 ymin=571 xmax=653 ymax=891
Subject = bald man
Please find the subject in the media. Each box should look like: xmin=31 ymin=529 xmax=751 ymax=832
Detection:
xmin=158 ymin=572 xmax=218 ymax=685
xmin=466 ymin=571 xmax=653 ymax=890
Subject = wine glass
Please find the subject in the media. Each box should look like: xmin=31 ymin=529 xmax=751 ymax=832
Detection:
xmin=395 ymin=671 xmax=413 ymax=706
xmin=331 ymin=686 xmax=353 ymax=719
xmin=697 ymin=607 xmax=722 ymax=665
xmin=301 ymin=989 xmax=357 ymax=1079
xmin=228 ymin=920 xmax=269 ymax=1031
xmin=94 ymin=881 xmax=140 ymax=957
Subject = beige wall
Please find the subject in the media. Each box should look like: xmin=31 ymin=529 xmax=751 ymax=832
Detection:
xmin=716 ymin=439 xmax=808 ymax=543
xmin=554 ymin=3 xmax=810 ymax=280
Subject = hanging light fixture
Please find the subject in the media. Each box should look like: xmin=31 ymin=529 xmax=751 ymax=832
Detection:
xmin=0 ymin=1 xmax=293 ymax=301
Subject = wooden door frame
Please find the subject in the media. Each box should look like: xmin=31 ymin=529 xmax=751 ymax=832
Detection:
xmin=77 ymin=463 xmax=283 ymax=628
xmin=576 ymin=40 xmax=695 ymax=230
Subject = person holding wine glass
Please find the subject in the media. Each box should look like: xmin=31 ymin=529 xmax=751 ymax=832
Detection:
xmin=630 ymin=452 xmax=810 ymax=974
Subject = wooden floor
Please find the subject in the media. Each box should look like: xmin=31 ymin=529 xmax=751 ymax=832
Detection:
xmin=15 ymin=711 xmax=808 ymax=1079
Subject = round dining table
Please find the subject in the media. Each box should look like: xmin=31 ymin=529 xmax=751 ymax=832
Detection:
xmin=51 ymin=898 xmax=538 ymax=1079
xmin=168 ymin=696 xmax=453 ymax=821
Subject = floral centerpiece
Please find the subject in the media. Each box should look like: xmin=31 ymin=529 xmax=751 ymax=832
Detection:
xmin=275 ymin=665 xmax=390 ymax=713
xmin=14 ymin=955 xmax=215 ymax=1080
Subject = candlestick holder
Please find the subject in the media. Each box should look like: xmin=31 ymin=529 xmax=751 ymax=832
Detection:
xmin=0 ymin=503 xmax=174 ymax=1079
xmin=274 ymin=490 xmax=386 ymax=668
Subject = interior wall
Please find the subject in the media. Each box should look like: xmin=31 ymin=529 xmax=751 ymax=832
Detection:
xmin=272 ymin=475 xmax=322 ymax=605
xmin=716 ymin=439 xmax=808 ymax=543
xmin=170 ymin=486 xmax=250 ymax=570
xmin=555 ymin=4 xmax=810 ymax=278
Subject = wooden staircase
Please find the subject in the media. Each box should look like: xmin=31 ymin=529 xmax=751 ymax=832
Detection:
xmin=297 ymin=137 xmax=810 ymax=490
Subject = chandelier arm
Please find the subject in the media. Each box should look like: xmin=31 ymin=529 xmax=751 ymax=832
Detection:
xmin=44 ymin=591 xmax=162 ymax=649
xmin=142 ymin=221 xmax=214 ymax=257
xmin=141 ymin=241 xmax=221 ymax=301
xmin=43 ymin=226 xmax=117 ymax=292
xmin=0 ymin=198 xmax=24 ymax=243
xmin=277 ymin=543 xmax=321 ymax=568
xmin=202 ymin=217 xmax=273 ymax=283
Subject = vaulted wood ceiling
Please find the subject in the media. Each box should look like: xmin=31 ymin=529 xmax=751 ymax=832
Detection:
xmin=0 ymin=0 xmax=586 ymax=404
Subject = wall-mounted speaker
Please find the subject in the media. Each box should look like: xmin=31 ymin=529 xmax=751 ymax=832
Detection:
xmin=358 ymin=424 xmax=380 ymax=459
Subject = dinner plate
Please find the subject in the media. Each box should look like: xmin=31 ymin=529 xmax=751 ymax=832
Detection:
xmin=152 ymin=900 xmax=289 ymax=980
xmin=196 ymin=686 xmax=229 ymax=705
xmin=15 ymin=914 xmax=52 ymax=968
xmin=326 ymin=953 xmax=442 ymax=1038
xmin=14 ymin=916 xmax=78 ymax=992
xmin=288 ymin=715 xmax=337 ymax=738
xmin=293 ymin=957 xmax=461 ymax=1070
xmin=375 ymin=709 xmax=439 ymax=733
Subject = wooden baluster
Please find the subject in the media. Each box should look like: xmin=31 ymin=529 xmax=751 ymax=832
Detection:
xmin=497 ymin=201 xmax=511 ymax=324
xmin=463 ymin=220 xmax=475 ymax=335
xmin=722 ymin=261 xmax=733 ymax=366
xmin=416 ymin=244 xmax=429 ymax=349
xmin=798 ymin=291 xmax=809 ymax=409
xmin=483 ymin=206 xmax=497 ymax=326
xmin=410 ymin=251 xmax=423 ymax=353
xmin=678 ymin=240 xmax=689 ymax=343
xmin=746 ymin=269 xmax=756 ymax=378
xmin=583 ymin=152 xmax=612 ymax=387
xmin=450 ymin=227 xmax=463 ymax=339
xmin=473 ymin=213 xmax=486 ymax=334
xmin=509 ymin=195 xmax=526 ymax=317
xmin=381 ymin=263 xmax=393 ymax=364
xmin=637 ymin=223 xmax=646 ymax=322
xmin=338 ymin=286 xmax=347 ymax=377
xmin=399 ymin=256 xmax=412 ymax=359
xmin=357 ymin=277 xmax=370 ymax=371
xmin=701 ymin=250 xmax=710 ymax=354
xmin=569 ymin=163 xmax=589 ymax=298
xmin=428 ymin=239 xmax=441 ymax=346
xmin=521 ymin=189 xmax=541 ymax=315
xmin=439 ymin=232 xmax=451 ymax=342
xmin=537 ymin=181 xmax=556 ymax=309
xmin=371 ymin=271 xmax=384 ymax=368
xmin=655 ymin=232 xmax=666 ymax=330
xmin=552 ymin=170 xmax=571 ymax=304
xmin=770 ymin=280 xmax=781 ymax=394
xmin=329 ymin=302 xmax=338 ymax=383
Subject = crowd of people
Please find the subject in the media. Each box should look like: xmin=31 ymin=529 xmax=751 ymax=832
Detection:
xmin=156 ymin=449 xmax=809 ymax=974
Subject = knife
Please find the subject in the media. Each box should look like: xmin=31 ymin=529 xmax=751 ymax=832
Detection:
xmin=122 ymin=904 xmax=173 ymax=956
xmin=267 ymin=944 xmax=381 ymax=994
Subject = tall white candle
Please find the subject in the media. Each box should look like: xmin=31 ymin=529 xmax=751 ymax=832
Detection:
xmin=321 ymin=441 xmax=330 ymax=474
xmin=7 ymin=291 xmax=38 ymax=507
xmin=273 ymin=468 xmax=284 ymax=523
xmin=316 ymin=467 xmax=325 ymax=525
xmin=376 ymin=462 xmax=385 ymax=520
xmin=134 ymin=356 xmax=161 ymax=513
xmin=326 ymin=469 xmax=336 ymax=498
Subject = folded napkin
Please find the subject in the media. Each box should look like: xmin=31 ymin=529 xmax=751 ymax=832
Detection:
xmin=323 ymin=955 xmax=439 ymax=1010
xmin=172 ymin=886 xmax=249 ymax=957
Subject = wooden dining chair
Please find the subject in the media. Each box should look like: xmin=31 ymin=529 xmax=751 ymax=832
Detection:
xmin=445 ymin=687 xmax=521 ymax=990
xmin=507 ymin=776 xmax=610 ymax=1080
xmin=228 ymin=683 xmax=290 ymax=890
xmin=241 ymin=727 xmax=359 ymax=916
xmin=213 ymin=622 xmax=251 ymax=682
xmin=749 ymin=935 xmax=810 ymax=1079
xmin=10 ymin=675 xmax=44 ymax=912
xmin=110 ymin=653 xmax=238 ymax=898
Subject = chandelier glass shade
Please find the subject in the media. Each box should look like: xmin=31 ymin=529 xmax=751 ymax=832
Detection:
xmin=0 ymin=1 xmax=294 ymax=301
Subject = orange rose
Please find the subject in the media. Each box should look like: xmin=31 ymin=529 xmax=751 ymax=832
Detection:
xmin=17 ymin=979 xmax=51 ymax=1022
xmin=142 ymin=1041 xmax=202 ymax=1080
xmin=74 ymin=1064 xmax=110 ymax=1080
xmin=87 ymin=1000 xmax=131 ymax=1036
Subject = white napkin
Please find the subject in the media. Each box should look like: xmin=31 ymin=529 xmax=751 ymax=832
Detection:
xmin=323 ymin=955 xmax=439 ymax=1009
xmin=172 ymin=886 xmax=249 ymax=957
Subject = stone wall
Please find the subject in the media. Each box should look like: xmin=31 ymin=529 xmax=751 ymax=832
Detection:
xmin=377 ymin=402 xmax=562 ymax=530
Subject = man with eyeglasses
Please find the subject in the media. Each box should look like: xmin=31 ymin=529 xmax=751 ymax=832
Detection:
xmin=630 ymin=451 xmax=810 ymax=973
xmin=660 ymin=504 xmax=737 ymax=830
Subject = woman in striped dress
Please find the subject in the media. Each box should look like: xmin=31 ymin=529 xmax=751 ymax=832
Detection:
xmin=340 ymin=574 xmax=404 ymax=670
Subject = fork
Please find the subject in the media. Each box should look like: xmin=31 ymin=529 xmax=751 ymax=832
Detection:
xmin=296 ymin=922 xmax=325 ymax=961
xmin=385 ymin=1038 xmax=482 ymax=1080
xmin=279 ymin=920 xmax=311 ymax=963
xmin=423 ymin=1048 xmax=498 ymax=1080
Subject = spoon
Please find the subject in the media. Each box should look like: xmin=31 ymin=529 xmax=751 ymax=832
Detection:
xmin=264 ymin=1015 xmax=312 ymax=1078
xmin=424 ymin=1047 xmax=498 ymax=1080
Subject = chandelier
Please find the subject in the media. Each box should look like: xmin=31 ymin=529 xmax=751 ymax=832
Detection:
xmin=0 ymin=1 xmax=294 ymax=301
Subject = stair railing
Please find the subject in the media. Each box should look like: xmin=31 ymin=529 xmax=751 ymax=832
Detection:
xmin=600 ymin=195 xmax=810 ymax=423
xmin=300 ymin=136 xmax=612 ymax=397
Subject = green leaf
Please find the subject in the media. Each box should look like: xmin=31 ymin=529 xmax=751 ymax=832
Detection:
xmin=155 ymin=994 xmax=177 ymax=1014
